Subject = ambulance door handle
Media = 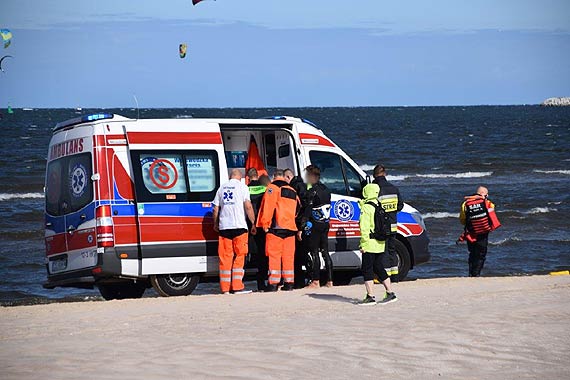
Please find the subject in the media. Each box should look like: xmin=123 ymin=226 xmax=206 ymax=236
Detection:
xmin=67 ymin=225 xmax=76 ymax=232
xmin=80 ymin=214 xmax=86 ymax=220
xmin=45 ymin=222 xmax=52 ymax=227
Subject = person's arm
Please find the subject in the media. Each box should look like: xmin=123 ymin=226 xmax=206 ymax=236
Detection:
xmin=396 ymin=189 xmax=404 ymax=212
xmin=459 ymin=202 xmax=466 ymax=225
xmin=359 ymin=203 xmax=372 ymax=251
xmin=244 ymin=200 xmax=257 ymax=235
xmin=212 ymin=205 xmax=220 ymax=232
xmin=256 ymin=186 xmax=277 ymax=232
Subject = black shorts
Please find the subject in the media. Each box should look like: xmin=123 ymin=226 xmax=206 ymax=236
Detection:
xmin=361 ymin=252 xmax=389 ymax=282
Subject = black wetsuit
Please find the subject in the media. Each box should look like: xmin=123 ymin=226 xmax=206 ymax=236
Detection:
xmin=373 ymin=176 xmax=404 ymax=281
xmin=305 ymin=182 xmax=333 ymax=283
xmin=467 ymin=234 xmax=488 ymax=277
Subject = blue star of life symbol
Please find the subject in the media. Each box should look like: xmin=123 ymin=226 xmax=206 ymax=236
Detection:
xmin=334 ymin=199 xmax=354 ymax=222
xmin=223 ymin=190 xmax=234 ymax=202
xmin=71 ymin=164 xmax=87 ymax=197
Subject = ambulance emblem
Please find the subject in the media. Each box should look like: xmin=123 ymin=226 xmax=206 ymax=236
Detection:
xmin=70 ymin=163 xmax=87 ymax=198
xmin=334 ymin=199 xmax=354 ymax=222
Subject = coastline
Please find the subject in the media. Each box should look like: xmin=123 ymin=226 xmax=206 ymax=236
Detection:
xmin=1 ymin=275 xmax=569 ymax=379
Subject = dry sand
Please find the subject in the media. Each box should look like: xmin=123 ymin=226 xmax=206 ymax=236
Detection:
xmin=1 ymin=276 xmax=569 ymax=380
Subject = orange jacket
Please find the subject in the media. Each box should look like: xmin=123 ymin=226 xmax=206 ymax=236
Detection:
xmin=256 ymin=179 xmax=300 ymax=233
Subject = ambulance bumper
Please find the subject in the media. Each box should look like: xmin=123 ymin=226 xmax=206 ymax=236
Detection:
xmin=43 ymin=269 xmax=96 ymax=289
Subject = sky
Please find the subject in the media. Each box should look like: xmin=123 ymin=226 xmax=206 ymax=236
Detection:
xmin=1 ymin=0 xmax=569 ymax=107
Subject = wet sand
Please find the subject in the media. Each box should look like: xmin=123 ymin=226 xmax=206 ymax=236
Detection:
xmin=1 ymin=275 xmax=569 ymax=380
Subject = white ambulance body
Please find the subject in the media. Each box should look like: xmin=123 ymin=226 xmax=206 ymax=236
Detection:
xmin=44 ymin=114 xmax=429 ymax=299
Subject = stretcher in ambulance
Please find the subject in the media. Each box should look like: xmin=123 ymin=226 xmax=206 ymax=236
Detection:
xmin=44 ymin=114 xmax=430 ymax=299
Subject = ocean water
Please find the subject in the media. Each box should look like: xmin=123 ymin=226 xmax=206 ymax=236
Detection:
xmin=0 ymin=106 xmax=569 ymax=304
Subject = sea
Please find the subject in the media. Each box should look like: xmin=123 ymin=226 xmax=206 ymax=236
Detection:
xmin=0 ymin=106 xmax=569 ymax=305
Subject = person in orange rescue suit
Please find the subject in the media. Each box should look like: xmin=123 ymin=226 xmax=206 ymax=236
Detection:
xmin=212 ymin=169 xmax=257 ymax=294
xmin=256 ymin=169 xmax=301 ymax=292
xmin=459 ymin=186 xmax=501 ymax=277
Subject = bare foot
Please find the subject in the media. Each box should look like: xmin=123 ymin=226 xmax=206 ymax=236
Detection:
xmin=307 ymin=281 xmax=320 ymax=289
xmin=326 ymin=281 xmax=334 ymax=288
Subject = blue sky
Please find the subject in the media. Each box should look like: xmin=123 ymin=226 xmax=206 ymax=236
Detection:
xmin=1 ymin=0 xmax=569 ymax=107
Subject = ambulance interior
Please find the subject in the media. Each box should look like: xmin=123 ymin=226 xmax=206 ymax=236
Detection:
xmin=220 ymin=127 xmax=298 ymax=179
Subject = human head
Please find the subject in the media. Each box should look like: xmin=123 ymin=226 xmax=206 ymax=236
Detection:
xmin=373 ymin=164 xmax=386 ymax=178
xmin=246 ymin=167 xmax=259 ymax=181
xmin=230 ymin=168 xmax=242 ymax=181
xmin=305 ymin=165 xmax=321 ymax=185
xmin=273 ymin=169 xmax=285 ymax=180
xmin=259 ymin=174 xmax=270 ymax=186
xmin=283 ymin=168 xmax=295 ymax=183
xmin=476 ymin=186 xmax=489 ymax=198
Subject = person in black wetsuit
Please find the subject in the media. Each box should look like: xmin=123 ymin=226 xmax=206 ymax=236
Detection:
xmin=303 ymin=165 xmax=333 ymax=288
xmin=372 ymin=164 xmax=404 ymax=282
xmin=246 ymin=168 xmax=269 ymax=291
xmin=284 ymin=168 xmax=310 ymax=288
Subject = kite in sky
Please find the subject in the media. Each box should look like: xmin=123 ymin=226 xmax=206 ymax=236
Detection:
xmin=1 ymin=29 xmax=12 ymax=49
xmin=179 ymin=44 xmax=187 ymax=58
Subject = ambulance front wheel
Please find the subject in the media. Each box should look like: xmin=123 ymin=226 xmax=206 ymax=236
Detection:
xmin=394 ymin=239 xmax=411 ymax=281
xmin=150 ymin=273 xmax=200 ymax=297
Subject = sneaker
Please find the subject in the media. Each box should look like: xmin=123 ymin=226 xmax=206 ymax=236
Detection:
xmin=377 ymin=292 xmax=398 ymax=305
xmin=281 ymin=283 xmax=294 ymax=291
xmin=233 ymin=289 xmax=253 ymax=295
xmin=222 ymin=292 xmax=230 ymax=295
xmin=358 ymin=294 xmax=376 ymax=306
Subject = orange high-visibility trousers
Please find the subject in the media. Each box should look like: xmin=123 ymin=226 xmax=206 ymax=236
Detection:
xmin=266 ymin=232 xmax=295 ymax=285
xmin=218 ymin=232 xmax=248 ymax=293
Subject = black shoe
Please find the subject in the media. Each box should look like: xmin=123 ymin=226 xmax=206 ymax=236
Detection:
xmin=281 ymin=283 xmax=294 ymax=291
xmin=264 ymin=284 xmax=278 ymax=292
xmin=377 ymin=292 xmax=398 ymax=305
xmin=358 ymin=294 xmax=376 ymax=306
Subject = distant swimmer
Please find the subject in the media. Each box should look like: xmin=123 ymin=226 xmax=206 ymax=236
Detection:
xmin=458 ymin=186 xmax=501 ymax=277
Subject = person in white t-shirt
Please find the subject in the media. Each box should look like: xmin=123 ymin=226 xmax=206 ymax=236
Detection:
xmin=212 ymin=169 xmax=257 ymax=294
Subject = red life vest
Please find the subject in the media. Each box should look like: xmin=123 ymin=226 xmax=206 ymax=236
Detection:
xmin=464 ymin=197 xmax=501 ymax=236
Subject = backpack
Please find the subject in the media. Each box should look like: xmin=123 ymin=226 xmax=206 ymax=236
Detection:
xmin=366 ymin=201 xmax=392 ymax=241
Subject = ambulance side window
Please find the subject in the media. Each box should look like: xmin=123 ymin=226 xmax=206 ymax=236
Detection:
xmin=342 ymin=158 xmax=363 ymax=198
xmin=132 ymin=150 xmax=219 ymax=202
xmin=308 ymin=151 xmax=347 ymax=195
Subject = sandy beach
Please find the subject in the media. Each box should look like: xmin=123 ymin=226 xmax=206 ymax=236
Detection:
xmin=1 ymin=275 xmax=569 ymax=380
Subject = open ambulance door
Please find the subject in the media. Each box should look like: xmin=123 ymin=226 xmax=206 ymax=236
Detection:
xmin=123 ymin=120 xmax=226 ymax=296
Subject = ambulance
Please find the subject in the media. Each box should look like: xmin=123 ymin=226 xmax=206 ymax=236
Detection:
xmin=44 ymin=114 xmax=430 ymax=299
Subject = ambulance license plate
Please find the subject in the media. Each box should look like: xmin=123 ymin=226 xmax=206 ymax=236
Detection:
xmin=50 ymin=255 xmax=68 ymax=273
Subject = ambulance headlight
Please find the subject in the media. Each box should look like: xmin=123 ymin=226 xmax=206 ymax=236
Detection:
xmin=410 ymin=211 xmax=426 ymax=231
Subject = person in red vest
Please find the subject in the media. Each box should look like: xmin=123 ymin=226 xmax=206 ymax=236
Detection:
xmin=459 ymin=186 xmax=501 ymax=277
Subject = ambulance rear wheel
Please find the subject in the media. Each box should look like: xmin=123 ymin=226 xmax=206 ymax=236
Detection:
xmin=98 ymin=281 xmax=146 ymax=300
xmin=151 ymin=273 xmax=200 ymax=297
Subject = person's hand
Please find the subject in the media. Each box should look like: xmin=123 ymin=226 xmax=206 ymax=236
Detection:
xmin=250 ymin=226 xmax=257 ymax=235
xmin=213 ymin=223 xmax=219 ymax=232
xmin=359 ymin=248 xmax=364 ymax=254
xmin=297 ymin=231 xmax=303 ymax=241
xmin=264 ymin=228 xmax=269 ymax=233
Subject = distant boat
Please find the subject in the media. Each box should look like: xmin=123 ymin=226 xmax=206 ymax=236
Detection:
xmin=22 ymin=108 xmax=33 ymax=111
xmin=7 ymin=105 xmax=13 ymax=114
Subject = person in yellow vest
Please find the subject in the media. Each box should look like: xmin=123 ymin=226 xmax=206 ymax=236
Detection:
xmin=358 ymin=183 xmax=398 ymax=305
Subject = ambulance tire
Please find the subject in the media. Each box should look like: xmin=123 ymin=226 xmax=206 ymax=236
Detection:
xmin=151 ymin=273 xmax=200 ymax=297
xmin=97 ymin=281 xmax=147 ymax=300
xmin=395 ymin=239 xmax=411 ymax=281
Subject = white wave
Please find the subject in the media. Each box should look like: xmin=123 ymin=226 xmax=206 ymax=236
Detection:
xmin=423 ymin=212 xmax=459 ymax=219
xmin=490 ymin=237 xmax=522 ymax=246
xmin=175 ymin=115 xmax=193 ymax=119
xmin=533 ymin=169 xmax=570 ymax=175
xmin=0 ymin=192 xmax=44 ymax=201
xmin=416 ymin=171 xmax=493 ymax=179
xmin=525 ymin=207 xmax=557 ymax=215
xmin=386 ymin=175 xmax=409 ymax=181
xmin=359 ymin=164 xmax=375 ymax=171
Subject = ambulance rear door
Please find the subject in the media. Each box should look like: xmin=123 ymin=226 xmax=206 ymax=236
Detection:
xmin=123 ymin=120 xmax=226 ymax=276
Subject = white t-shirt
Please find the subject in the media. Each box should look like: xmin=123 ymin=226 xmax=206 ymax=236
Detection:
xmin=212 ymin=178 xmax=251 ymax=231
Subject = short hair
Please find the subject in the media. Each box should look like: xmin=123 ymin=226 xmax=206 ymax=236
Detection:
xmin=373 ymin=164 xmax=386 ymax=177
xmin=273 ymin=169 xmax=285 ymax=178
xmin=283 ymin=168 xmax=294 ymax=177
xmin=305 ymin=165 xmax=320 ymax=177
xmin=246 ymin=168 xmax=258 ymax=178
xmin=259 ymin=174 xmax=270 ymax=186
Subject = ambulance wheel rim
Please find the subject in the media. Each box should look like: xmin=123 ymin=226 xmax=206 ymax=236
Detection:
xmin=165 ymin=274 xmax=191 ymax=289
